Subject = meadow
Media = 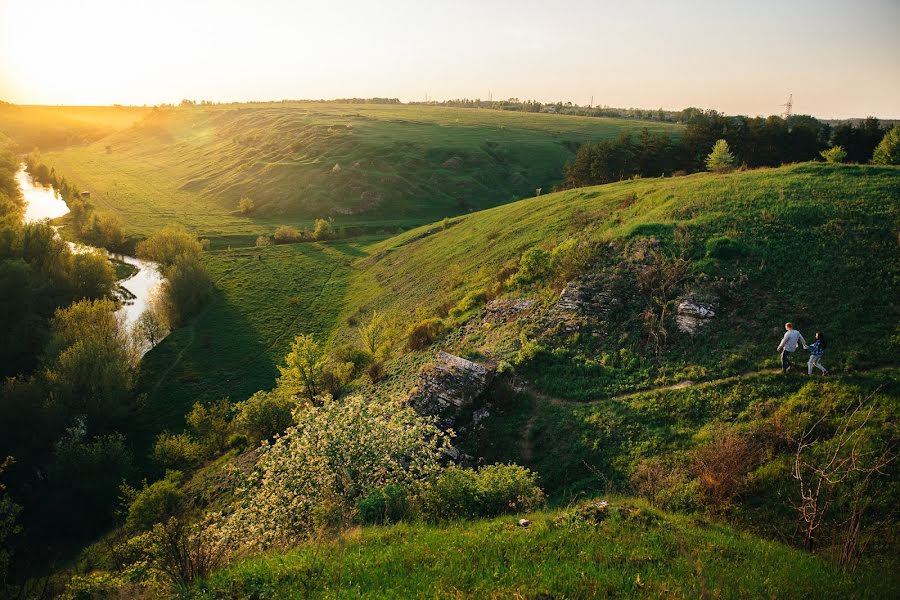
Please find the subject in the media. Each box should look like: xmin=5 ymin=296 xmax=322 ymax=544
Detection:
xmin=38 ymin=103 xmax=682 ymax=244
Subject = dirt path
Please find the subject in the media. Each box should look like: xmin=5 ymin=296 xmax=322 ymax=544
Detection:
xmin=519 ymin=365 xmax=898 ymax=408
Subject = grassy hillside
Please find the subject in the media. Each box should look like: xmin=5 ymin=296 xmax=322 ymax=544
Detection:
xmin=191 ymin=500 xmax=895 ymax=599
xmin=136 ymin=162 xmax=899 ymax=443
xmin=135 ymin=241 xmax=360 ymax=439
xmin=39 ymin=103 xmax=681 ymax=243
xmin=342 ymin=163 xmax=900 ymax=398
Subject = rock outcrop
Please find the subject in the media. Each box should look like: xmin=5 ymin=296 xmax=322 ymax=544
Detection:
xmin=552 ymin=274 xmax=620 ymax=332
xmin=483 ymin=299 xmax=534 ymax=325
xmin=408 ymin=351 xmax=495 ymax=430
xmin=675 ymin=297 xmax=717 ymax=334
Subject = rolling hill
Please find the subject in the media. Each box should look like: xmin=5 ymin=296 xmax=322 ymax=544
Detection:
xmin=38 ymin=103 xmax=682 ymax=243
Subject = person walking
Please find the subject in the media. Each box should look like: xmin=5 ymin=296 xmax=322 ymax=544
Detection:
xmin=777 ymin=322 xmax=808 ymax=373
xmin=807 ymin=332 xmax=828 ymax=375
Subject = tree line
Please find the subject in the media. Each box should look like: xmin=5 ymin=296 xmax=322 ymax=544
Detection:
xmin=563 ymin=112 xmax=896 ymax=187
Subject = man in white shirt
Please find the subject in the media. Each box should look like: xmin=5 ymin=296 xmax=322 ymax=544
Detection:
xmin=777 ymin=322 xmax=808 ymax=373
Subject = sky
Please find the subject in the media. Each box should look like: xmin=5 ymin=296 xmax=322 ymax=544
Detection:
xmin=1 ymin=0 xmax=898 ymax=118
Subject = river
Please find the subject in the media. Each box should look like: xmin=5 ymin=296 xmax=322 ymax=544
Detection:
xmin=16 ymin=164 xmax=165 ymax=340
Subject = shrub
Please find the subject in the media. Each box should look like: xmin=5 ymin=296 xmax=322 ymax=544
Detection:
xmin=419 ymin=467 xmax=481 ymax=521
xmin=512 ymin=247 xmax=553 ymax=286
xmin=255 ymin=235 xmax=272 ymax=247
xmin=820 ymin=145 xmax=847 ymax=164
xmin=238 ymin=197 xmax=254 ymax=214
xmin=367 ymin=360 xmax=385 ymax=383
xmin=149 ymin=516 xmax=231 ymax=589
xmin=232 ymin=390 xmax=296 ymax=444
xmin=406 ymin=317 xmax=445 ymax=351
xmin=704 ymin=236 xmax=747 ymax=260
xmin=475 ymin=464 xmax=544 ymax=516
xmin=691 ymin=430 xmax=759 ymax=509
xmin=357 ymin=484 xmax=410 ymax=525
xmin=126 ymin=471 xmax=185 ymax=531
xmin=449 ymin=289 xmax=486 ymax=318
xmin=419 ymin=464 xmax=544 ymax=522
xmin=273 ymin=225 xmax=302 ymax=244
xmin=153 ymin=433 xmax=201 ymax=471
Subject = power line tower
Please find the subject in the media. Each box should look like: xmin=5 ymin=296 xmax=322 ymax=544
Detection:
xmin=781 ymin=93 xmax=793 ymax=119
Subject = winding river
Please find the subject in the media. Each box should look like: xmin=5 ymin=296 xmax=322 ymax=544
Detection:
xmin=17 ymin=164 xmax=165 ymax=338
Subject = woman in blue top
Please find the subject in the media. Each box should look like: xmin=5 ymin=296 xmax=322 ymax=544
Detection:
xmin=808 ymin=332 xmax=828 ymax=375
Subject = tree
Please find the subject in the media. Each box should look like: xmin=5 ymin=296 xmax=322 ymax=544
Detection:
xmin=312 ymin=218 xmax=333 ymax=241
xmin=232 ymin=390 xmax=297 ymax=444
xmin=705 ymin=139 xmax=735 ymax=172
xmin=135 ymin=226 xmax=203 ymax=268
xmin=0 ymin=456 xmax=21 ymax=581
xmin=276 ymin=334 xmax=352 ymax=405
xmin=43 ymin=298 xmax=137 ymax=423
xmin=359 ymin=311 xmax=389 ymax=359
xmin=820 ymin=145 xmax=848 ymax=164
xmin=277 ymin=334 xmax=327 ymax=404
xmin=133 ymin=309 xmax=167 ymax=348
xmin=872 ymin=125 xmax=900 ymax=165
xmin=237 ymin=197 xmax=255 ymax=214
xmin=186 ymin=399 xmax=232 ymax=457
xmin=152 ymin=254 xmax=212 ymax=327
xmin=71 ymin=249 xmax=116 ymax=300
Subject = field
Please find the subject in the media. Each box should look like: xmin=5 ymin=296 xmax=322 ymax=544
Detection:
xmin=193 ymin=500 xmax=896 ymax=599
xmin=38 ymin=103 xmax=682 ymax=244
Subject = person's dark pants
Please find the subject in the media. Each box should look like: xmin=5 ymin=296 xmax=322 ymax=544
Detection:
xmin=782 ymin=349 xmax=794 ymax=372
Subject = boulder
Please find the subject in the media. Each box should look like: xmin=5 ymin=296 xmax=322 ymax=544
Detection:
xmin=675 ymin=297 xmax=716 ymax=334
xmin=408 ymin=351 xmax=495 ymax=429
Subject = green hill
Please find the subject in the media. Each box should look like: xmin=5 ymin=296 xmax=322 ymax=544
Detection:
xmin=136 ymin=162 xmax=899 ymax=442
xmin=39 ymin=103 xmax=681 ymax=243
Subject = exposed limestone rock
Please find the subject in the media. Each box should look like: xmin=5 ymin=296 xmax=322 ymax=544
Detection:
xmin=552 ymin=274 xmax=620 ymax=332
xmin=408 ymin=351 xmax=495 ymax=430
xmin=676 ymin=297 xmax=717 ymax=334
xmin=483 ymin=299 xmax=534 ymax=325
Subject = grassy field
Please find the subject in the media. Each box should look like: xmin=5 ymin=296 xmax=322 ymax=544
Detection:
xmin=135 ymin=241 xmax=362 ymax=439
xmin=193 ymin=500 xmax=896 ymax=599
xmin=38 ymin=103 xmax=682 ymax=244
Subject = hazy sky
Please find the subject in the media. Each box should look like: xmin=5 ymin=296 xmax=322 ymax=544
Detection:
xmin=1 ymin=0 xmax=898 ymax=118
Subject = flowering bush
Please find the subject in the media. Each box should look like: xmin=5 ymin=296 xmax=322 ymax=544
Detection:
xmin=222 ymin=395 xmax=450 ymax=549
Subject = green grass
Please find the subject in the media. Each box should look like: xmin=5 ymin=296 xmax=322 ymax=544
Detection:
xmin=193 ymin=500 xmax=896 ymax=599
xmin=134 ymin=241 xmax=361 ymax=440
xmin=39 ymin=102 xmax=682 ymax=244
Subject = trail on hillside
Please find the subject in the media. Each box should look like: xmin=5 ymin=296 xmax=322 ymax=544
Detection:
xmin=518 ymin=364 xmax=898 ymax=408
